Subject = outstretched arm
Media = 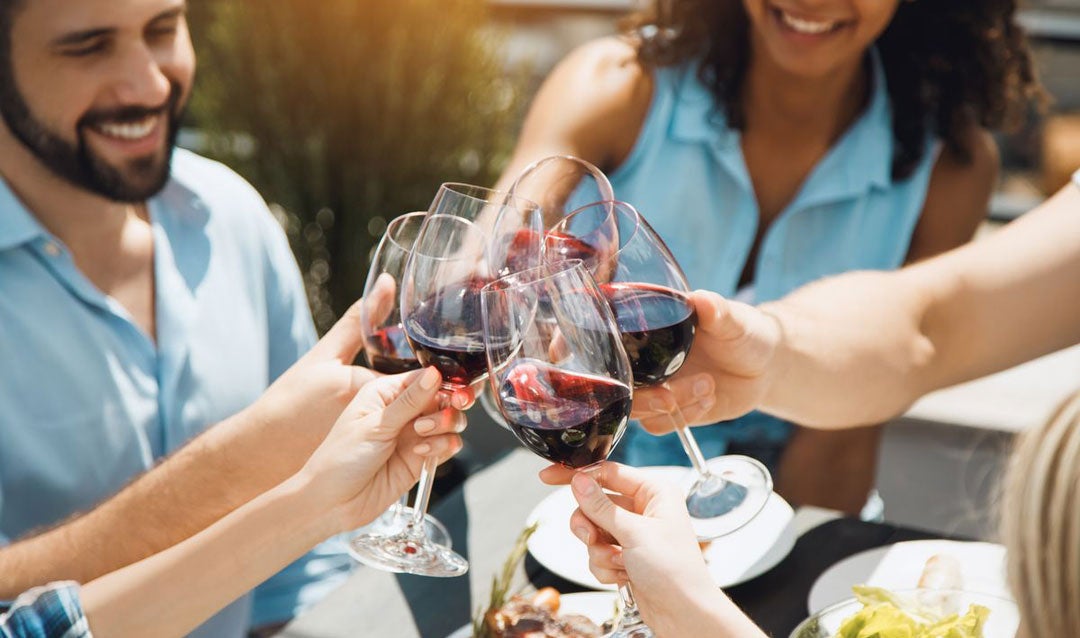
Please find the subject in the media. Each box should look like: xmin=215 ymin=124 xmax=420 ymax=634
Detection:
xmin=634 ymin=180 xmax=1080 ymax=430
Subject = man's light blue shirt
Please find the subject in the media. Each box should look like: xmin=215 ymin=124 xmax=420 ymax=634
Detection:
xmin=0 ymin=149 xmax=349 ymax=635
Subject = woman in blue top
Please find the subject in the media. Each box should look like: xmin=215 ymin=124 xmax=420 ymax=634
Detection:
xmin=499 ymin=0 xmax=1041 ymax=512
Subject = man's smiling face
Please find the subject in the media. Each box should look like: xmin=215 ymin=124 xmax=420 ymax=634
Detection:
xmin=0 ymin=0 xmax=195 ymax=202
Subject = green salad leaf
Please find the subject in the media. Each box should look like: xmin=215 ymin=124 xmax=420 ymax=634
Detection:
xmin=833 ymin=587 xmax=990 ymax=638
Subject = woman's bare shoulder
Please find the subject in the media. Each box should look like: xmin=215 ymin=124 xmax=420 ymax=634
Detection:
xmin=512 ymin=36 xmax=654 ymax=169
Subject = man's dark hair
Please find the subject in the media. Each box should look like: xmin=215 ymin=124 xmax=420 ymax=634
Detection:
xmin=0 ymin=1 xmax=25 ymax=84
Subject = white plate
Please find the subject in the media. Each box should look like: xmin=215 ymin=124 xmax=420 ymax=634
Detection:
xmin=807 ymin=539 xmax=1011 ymax=614
xmin=525 ymin=466 xmax=796 ymax=591
xmin=445 ymin=591 xmax=619 ymax=638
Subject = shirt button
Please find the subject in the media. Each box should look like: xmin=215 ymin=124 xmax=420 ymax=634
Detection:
xmin=43 ymin=241 xmax=61 ymax=257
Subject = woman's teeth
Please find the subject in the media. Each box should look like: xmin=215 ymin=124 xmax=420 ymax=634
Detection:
xmin=779 ymin=10 xmax=842 ymax=35
xmin=94 ymin=116 xmax=157 ymax=141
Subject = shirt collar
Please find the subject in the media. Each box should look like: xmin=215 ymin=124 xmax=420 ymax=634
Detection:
xmin=0 ymin=148 xmax=209 ymax=253
xmin=668 ymin=48 xmax=896 ymax=199
xmin=0 ymin=175 xmax=49 ymax=252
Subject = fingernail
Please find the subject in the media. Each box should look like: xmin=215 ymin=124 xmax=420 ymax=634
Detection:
xmin=420 ymin=367 xmax=440 ymax=390
xmin=611 ymin=552 xmax=624 ymax=567
xmin=701 ymin=396 xmax=715 ymax=412
xmin=694 ymin=377 xmax=711 ymax=397
xmin=454 ymin=417 xmax=467 ymax=434
xmin=572 ymin=526 xmax=591 ymax=544
xmin=572 ymin=473 xmax=596 ymax=496
xmin=414 ymin=418 xmax=435 ymax=434
xmin=413 ymin=443 xmax=432 ymax=455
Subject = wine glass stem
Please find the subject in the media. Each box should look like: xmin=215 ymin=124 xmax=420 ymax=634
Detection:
xmin=405 ymin=389 xmax=452 ymax=536
xmin=407 ymin=456 xmax=437 ymax=534
xmin=662 ymin=383 xmax=713 ymax=480
xmin=617 ymin=582 xmax=646 ymax=628
xmin=392 ymin=495 xmax=408 ymax=523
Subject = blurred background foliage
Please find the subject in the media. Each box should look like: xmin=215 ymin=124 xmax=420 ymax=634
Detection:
xmin=187 ymin=0 xmax=523 ymax=332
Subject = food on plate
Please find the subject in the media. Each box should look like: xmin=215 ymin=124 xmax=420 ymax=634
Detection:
xmin=918 ymin=554 xmax=963 ymax=590
xmin=483 ymin=588 xmax=606 ymax=638
xmin=473 ymin=524 xmax=611 ymax=638
xmin=833 ymin=586 xmax=989 ymax=638
xmin=916 ymin=553 xmax=964 ymax=612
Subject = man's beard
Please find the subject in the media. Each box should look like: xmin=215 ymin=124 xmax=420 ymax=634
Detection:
xmin=0 ymin=75 xmax=185 ymax=203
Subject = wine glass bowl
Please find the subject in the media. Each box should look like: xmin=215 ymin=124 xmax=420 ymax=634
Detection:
xmin=550 ymin=200 xmax=773 ymax=541
xmin=351 ymin=211 xmax=453 ymax=551
xmin=508 ymin=155 xmax=615 ymax=229
xmin=360 ymin=212 xmax=424 ymax=375
xmin=481 ymin=260 xmax=634 ymax=470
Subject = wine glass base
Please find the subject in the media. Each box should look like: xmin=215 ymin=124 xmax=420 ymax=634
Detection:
xmin=343 ymin=507 xmax=453 ymax=550
xmin=605 ymin=624 xmax=654 ymax=638
xmin=684 ymin=455 xmax=773 ymax=541
xmin=348 ymin=530 xmax=469 ymax=577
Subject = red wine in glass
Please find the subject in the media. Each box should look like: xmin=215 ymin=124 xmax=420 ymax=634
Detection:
xmin=601 ymin=283 xmax=697 ymax=387
xmin=402 ymin=277 xmax=491 ymax=388
xmin=497 ymin=359 xmax=632 ymax=468
xmin=366 ymin=325 xmax=421 ymax=375
xmin=552 ymin=200 xmax=773 ymax=549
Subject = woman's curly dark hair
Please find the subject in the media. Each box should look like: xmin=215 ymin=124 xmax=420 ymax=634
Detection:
xmin=625 ymin=0 xmax=1044 ymax=180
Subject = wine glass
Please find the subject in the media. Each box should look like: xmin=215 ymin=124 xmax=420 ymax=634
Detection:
xmin=550 ymin=201 xmax=773 ymax=541
xmin=347 ymin=183 xmax=541 ymax=577
xmin=481 ymin=260 xmax=633 ymax=469
xmin=479 ymin=156 xmax=618 ymax=428
xmin=507 ymin=154 xmax=615 ymax=228
xmin=482 ymin=260 xmax=652 ymax=637
xmin=346 ymin=211 xmax=452 ymax=551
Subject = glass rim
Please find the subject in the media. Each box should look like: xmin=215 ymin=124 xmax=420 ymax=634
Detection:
xmin=480 ymin=258 xmax=589 ymax=296
xmin=382 ymin=211 xmax=428 ymax=254
xmin=438 ymin=182 xmax=541 ymax=213
xmin=559 ymin=199 xmax=643 ymax=255
xmin=512 ymin=154 xmax=608 ymax=185
xmin=409 ymin=213 xmax=487 ymax=261
xmin=559 ymin=199 xmax=691 ymax=292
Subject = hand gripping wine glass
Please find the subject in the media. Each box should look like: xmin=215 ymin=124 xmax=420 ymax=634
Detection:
xmin=347 ymin=183 xmax=541 ymax=577
xmin=345 ymin=211 xmax=452 ymax=551
xmin=481 ymin=259 xmax=652 ymax=637
xmin=550 ymin=201 xmax=774 ymax=541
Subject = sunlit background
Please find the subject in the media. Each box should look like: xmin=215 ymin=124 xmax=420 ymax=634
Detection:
xmin=183 ymin=0 xmax=1080 ymax=334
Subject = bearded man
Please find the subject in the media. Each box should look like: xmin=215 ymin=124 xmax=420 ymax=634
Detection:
xmin=0 ymin=1 xmax=352 ymax=635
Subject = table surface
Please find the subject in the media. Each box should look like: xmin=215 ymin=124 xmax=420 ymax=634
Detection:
xmin=902 ymin=343 xmax=1080 ymax=434
xmin=280 ymin=450 xmax=947 ymax=638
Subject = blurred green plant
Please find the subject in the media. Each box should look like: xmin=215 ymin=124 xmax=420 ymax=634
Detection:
xmin=189 ymin=0 xmax=522 ymax=332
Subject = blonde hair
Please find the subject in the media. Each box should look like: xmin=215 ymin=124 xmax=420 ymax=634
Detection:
xmin=1001 ymin=389 xmax=1080 ymax=638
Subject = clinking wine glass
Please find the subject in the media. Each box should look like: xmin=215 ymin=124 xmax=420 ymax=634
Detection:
xmin=345 ymin=211 xmax=452 ymax=551
xmin=479 ymin=155 xmax=619 ymax=428
xmin=481 ymin=260 xmax=633 ymax=470
xmin=347 ymin=183 xmax=542 ymax=577
xmin=481 ymin=260 xmax=651 ymax=637
xmin=550 ymin=201 xmax=773 ymax=541
xmin=507 ymin=154 xmax=615 ymax=228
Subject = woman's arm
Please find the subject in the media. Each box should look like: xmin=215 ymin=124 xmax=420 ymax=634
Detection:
xmin=81 ymin=367 xmax=464 ymax=638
